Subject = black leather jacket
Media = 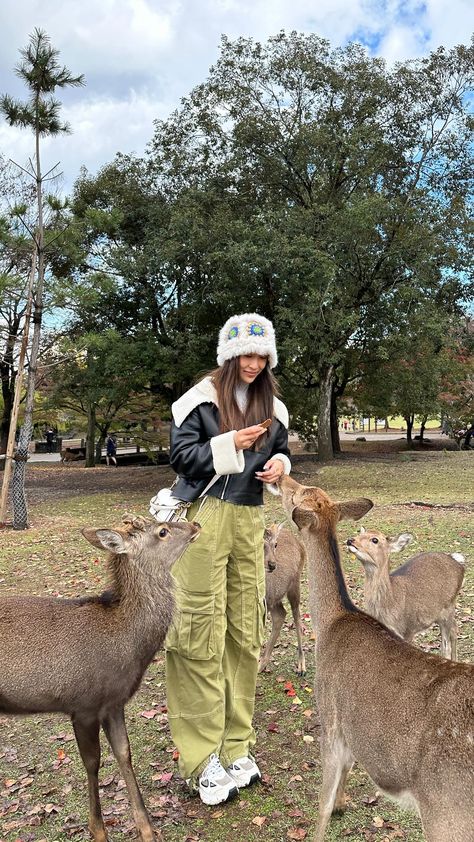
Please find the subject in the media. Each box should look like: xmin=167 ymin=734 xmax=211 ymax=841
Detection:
xmin=170 ymin=402 xmax=291 ymax=507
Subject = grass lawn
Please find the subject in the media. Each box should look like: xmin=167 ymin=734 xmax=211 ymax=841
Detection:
xmin=0 ymin=446 xmax=473 ymax=842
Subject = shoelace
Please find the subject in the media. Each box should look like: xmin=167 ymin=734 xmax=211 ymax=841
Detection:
xmin=204 ymin=753 xmax=224 ymax=781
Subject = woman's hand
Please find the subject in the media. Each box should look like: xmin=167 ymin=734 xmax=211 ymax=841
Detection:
xmin=234 ymin=425 xmax=267 ymax=450
xmin=255 ymin=459 xmax=285 ymax=484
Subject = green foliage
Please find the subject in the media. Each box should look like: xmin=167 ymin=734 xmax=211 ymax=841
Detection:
xmin=58 ymin=32 xmax=474 ymax=456
xmin=0 ymin=28 xmax=84 ymax=136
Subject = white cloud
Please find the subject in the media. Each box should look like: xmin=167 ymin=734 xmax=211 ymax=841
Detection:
xmin=1 ymin=0 xmax=473 ymax=193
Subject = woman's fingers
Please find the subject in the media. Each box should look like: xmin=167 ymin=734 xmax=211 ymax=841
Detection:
xmin=234 ymin=425 xmax=267 ymax=449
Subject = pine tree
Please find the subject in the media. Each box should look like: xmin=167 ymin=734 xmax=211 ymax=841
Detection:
xmin=0 ymin=28 xmax=84 ymax=528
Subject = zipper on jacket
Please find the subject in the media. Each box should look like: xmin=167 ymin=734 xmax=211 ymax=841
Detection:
xmin=220 ymin=475 xmax=229 ymax=500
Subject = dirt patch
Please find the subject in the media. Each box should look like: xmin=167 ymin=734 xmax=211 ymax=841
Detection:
xmin=23 ymin=464 xmax=177 ymax=505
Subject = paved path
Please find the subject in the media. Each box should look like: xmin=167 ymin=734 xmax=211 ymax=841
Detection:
xmin=26 ymin=430 xmax=446 ymax=463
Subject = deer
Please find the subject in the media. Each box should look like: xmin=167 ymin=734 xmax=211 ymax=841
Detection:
xmin=0 ymin=514 xmax=200 ymax=842
xmin=259 ymin=523 xmax=308 ymax=675
xmin=60 ymin=447 xmax=84 ymax=463
xmin=346 ymin=528 xmax=465 ymax=659
xmin=275 ymin=475 xmax=474 ymax=842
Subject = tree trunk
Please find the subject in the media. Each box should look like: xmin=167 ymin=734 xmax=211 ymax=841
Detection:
xmin=11 ymin=123 xmax=45 ymax=529
xmin=95 ymin=434 xmax=104 ymax=464
xmin=11 ymin=283 xmax=41 ymax=528
xmin=86 ymin=403 xmax=96 ymax=467
xmin=419 ymin=415 xmax=427 ymax=443
xmin=405 ymin=414 xmax=414 ymax=445
xmin=317 ymin=365 xmax=335 ymax=462
xmin=330 ymin=387 xmax=341 ymax=454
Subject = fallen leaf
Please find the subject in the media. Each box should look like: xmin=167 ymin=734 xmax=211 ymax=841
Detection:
xmin=302 ymin=735 xmax=314 ymax=743
xmin=287 ymin=828 xmax=307 ymax=840
xmin=252 ymin=816 xmax=267 ymax=826
xmin=140 ymin=709 xmax=157 ymax=719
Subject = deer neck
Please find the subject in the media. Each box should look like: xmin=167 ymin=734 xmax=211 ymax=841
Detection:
xmin=303 ymin=524 xmax=357 ymax=633
xmin=109 ymin=556 xmax=175 ymax=639
xmin=363 ymin=560 xmax=393 ymax=613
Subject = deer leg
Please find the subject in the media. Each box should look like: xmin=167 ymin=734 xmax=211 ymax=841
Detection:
xmin=313 ymin=736 xmax=353 ymax=842
xmin=420 ymin=801 xmax=468 ymax=842
xmin=72 ymin=714 xmax=107 ymax=842
xmin=258 ymin=602 xmax=286 ymax=672
xmin=102 ymin=708 xmax=157 ymax=842
xmin=439 ymin=609 xmax=457 ymax=660
xmin=288 ymin=583 xmax=306 ymax=676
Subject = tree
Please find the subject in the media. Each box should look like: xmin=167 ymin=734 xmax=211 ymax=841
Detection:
xmin=148 ymin=32 xmax=474 ymax=459
xmin=42 ymin=331 xmax=166 ymax=466
xmin=0 ymin=28 xmax=84 ymax=527
xmin=0 ymin=157 xmax=37 ymax=454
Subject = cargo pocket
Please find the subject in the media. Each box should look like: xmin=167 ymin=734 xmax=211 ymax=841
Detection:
xmin=165 ymin=590 xmax=216 ymax=660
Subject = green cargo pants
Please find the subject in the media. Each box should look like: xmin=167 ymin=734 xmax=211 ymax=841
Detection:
xmin=165 ymin=495 xmax=266 ymax=782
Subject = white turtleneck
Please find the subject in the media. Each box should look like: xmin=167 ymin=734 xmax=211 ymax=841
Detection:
xmin=234 ymin=381 xmax=249 ymax=413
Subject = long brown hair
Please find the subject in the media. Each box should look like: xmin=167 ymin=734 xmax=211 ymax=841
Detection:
xmin=209 ymin=358 xmax=279 ymax=449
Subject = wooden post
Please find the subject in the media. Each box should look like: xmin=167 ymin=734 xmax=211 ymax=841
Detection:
xmin=0 ymin=248 xmax=37 ymax=525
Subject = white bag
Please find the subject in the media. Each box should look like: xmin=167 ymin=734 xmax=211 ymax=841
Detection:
xmin=149 ymin=488 xmax=191 ymax=522
xmin=149 ymin=474 xmax=221 ymax=523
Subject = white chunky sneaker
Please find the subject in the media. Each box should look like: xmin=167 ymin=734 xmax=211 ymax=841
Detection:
xmin=198 ymin=754 xmax=239 ymax=805
xmin=226 ymin=755 xmax=261 ymax=788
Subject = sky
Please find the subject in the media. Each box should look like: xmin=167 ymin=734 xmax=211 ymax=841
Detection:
xmin=1 ymin=0 xmax=474 ymax=196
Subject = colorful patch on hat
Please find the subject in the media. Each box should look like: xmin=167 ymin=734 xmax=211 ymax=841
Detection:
xmin=228 ymin=326 xmax=239 ymax=339
xmin=248 ymin=322 xmax=265 ymax=336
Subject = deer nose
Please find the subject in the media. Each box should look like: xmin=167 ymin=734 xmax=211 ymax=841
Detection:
xmin=346 ymin=538 xmax=354 ymax=546
xmin=267 ymin=560 xmax=276 ymax=572
xmin=191 ymin=521 xmax=201 ymax=530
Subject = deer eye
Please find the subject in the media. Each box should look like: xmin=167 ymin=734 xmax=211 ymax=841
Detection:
xmin=159 ymin=527 xmax=169 ymax=538
xmin=371 ymin=537 xmax=379 ymax=544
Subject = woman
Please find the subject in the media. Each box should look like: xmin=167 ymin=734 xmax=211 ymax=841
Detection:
xmin=165 ymin=312 xmax=291 ymax=805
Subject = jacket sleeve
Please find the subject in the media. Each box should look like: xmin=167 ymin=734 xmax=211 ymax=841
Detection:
xmin=269 ymin=420 xmax=292 ymax=475
xmin=170 ymin=407 xmax=245 ymax=479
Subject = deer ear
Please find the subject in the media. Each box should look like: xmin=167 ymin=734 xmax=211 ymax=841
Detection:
xmin=276 ymin=521 xmax=286 ymax=536
xmin=389 ymin=533 xmax=412 ymax=553
xmin=82 ymin=528 xmax=128 ymax=554
xmin=292 ymin=505 xmax=317 ymax=529
xmin=338 ymin=498 xmax=373 ymax=521
xmin=359 ymin=526 xmax=366 ymax=534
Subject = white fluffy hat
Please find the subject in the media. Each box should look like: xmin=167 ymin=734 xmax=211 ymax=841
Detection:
xmin=217 ymin=312 xmax=278 ymax=368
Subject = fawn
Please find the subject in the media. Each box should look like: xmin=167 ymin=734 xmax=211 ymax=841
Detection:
xmin=259 ymin=523 xmax=307 ymax=674
xmin=346 ymin=527 xmax=465 ymax=658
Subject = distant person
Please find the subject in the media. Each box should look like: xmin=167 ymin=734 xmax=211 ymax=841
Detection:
xmin=106 ymin=434 xmax=117 ymax=466
xmin=45 ymin=427 xmax=55 ymax=453
xmin=344 ymin=420 xmax=348 ymax=431
xmin=463 ymin=422 xmax=474 ymax=450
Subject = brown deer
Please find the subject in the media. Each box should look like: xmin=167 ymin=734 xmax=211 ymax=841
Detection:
xmin=259 ymin=523 xmax=307 ymax=675
xmin=60 ymin=447 xmax=84 ymax=462
xmin=346 ymin=528 xmax=465 ymax=659
xmin=0 ymin=514 xmax=200 ymax=842
xmin=277 ymin=475 xmax=474 ymax=842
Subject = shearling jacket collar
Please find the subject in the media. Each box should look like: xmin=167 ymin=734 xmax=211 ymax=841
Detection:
xmin=172 ymin=376 xmax=289 ymax=429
